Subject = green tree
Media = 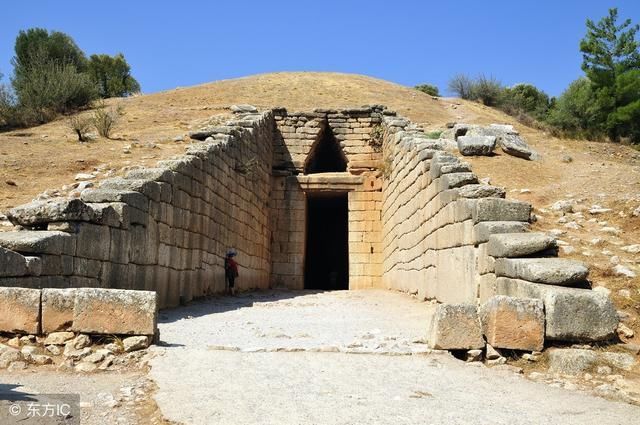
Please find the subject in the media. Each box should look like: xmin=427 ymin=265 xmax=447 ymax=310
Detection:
xmin=414 ymin=83 xmax=440 ymax=96
xmin=500 ymin=83 xmax=551 ymax=121
xmin=579 ymin=8 xmax=640 ymax=141
xmin=87 ymin=53 xmax=141 ymax=98
xmin=546 ymin=78 xmax=602 ymax=139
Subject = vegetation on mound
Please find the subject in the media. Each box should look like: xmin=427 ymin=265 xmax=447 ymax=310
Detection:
xmin=448 ymin=8 xmax=640 ymax=144
xmin=0 ymin=28 xmax=139 ymax=129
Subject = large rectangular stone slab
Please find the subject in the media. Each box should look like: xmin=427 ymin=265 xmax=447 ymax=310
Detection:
xmin=0 ymin=231 xmax=76 ymax=255
xmin=0 ymin=287 xmax=41 ymax=334
xmin=473 ymin=199 xmax=531 ymax=223
xmin=41 ymin=288 xmax=76 ymax=333
xmin=496 ymin=277 xmax=618 ymax=342
xmin=494 ymin=258 xmax=588 ymax=286
xmin=71 ymin=288 xmax=157 ymax=335
xmin=488 ymin=233 xmax=556 ymax=258
xmin=479 ymin=295 xmax=544 ymax=351
xmin=427 ymin=303 xmax=484 ymax=350
xmin=472 ymin=221 xmax=529 ymax=244
xmin=7 ymin=199 xmax=95 ymax=227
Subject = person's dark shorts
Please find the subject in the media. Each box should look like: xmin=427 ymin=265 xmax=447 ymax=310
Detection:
xmin=227 ymin=276 xmax=235 ymax=288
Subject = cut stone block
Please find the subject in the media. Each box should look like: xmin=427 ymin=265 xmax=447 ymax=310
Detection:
xmin=428 ymin=303 xmax=484 ymax=350
xmin=479 ymin=295 xmax=544 ymax=351
xmin=0 ymin=231 xmax=75 ymax=255
xmin=488 ymin=233 xmax=557 ymax=258
xmin=499 ymin=134 xmax=536 ymax=160
xmin=0 ymin=287 xmax=41 ymax=334
xmin=457 ymin=135 xmax=496 ymax=156
xmin=457 ymin=185 xmax=506 ymax=199
xmin=72 ymin=288 xmax=157 ymax=335
xmin=496 ymin=277 xmax=618 ymax=342
xmin=0 ymin=247 xmax=28 ymax=277
xmin=548 ymin=348 xmax=597 ymax=374
xmin=494 ymin=258 xmax=588 ymax=286
xmin=473 ymin=221 xmax=530 ymax=244
xmin=7 ymin=198 xmax=95 ymax=227
xmin=473 ymin=199 xmax=531 ymax=223
xmin=41 ymin=288 xmax=76 ymax=333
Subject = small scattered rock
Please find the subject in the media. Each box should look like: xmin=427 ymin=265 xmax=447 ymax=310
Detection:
xmin=70 ymin=334 xmax=91 ymax=350
xmin=7 ymin=361 xmax=27 ymax=371
xmin=561 ymin=154 xmax=573 ymax=163
xmin=75 ymin=361 xmax=98 ymax=373
xmin=616 ymin=323 xmax=635 ymax=339
xmin=31 ymin=354 xmax=53 ymax=365
xmin=7 ymin=337 xmax=20 ymax=348
xmin=466 ymin=349 xmax=483 ymax=362
xmin=46 ymin=345 xmax=62 ymax=356
xmin=485 ymin=344 xmax=501 ymax=360
xmin=589 ymin=205 xmax=612 ymax=215
xmin=486 ymin=357 xmax=507 ymax=366
xmin=122 ymin=336 xmax=149 ymax=352
xmin=621 ymin=244 xmax=640 ymax=254
xmin=75 ymin=173 xmax=95 ymax=181
xmin=551 ymin=200 xmax=574 ymax=213
xmin=83 ymin=352 xmax=106 ymax=364
xmin=44 ymin=331 xmax=75 ymax=345
xmin=613 ymin=265 xmax=637 ymax=278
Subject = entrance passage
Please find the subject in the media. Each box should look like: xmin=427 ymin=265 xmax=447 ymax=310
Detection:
xmin=305 ymin=193 xmax=349 ymax=290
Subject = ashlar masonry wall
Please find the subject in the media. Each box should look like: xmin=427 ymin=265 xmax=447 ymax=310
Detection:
xmin=0 ymin=111 xmax=274 ymax=308
xmin=269 ymin=107 xmax=384 ymax=289
xmin=380 ymin=117 xmax=531 ymax=303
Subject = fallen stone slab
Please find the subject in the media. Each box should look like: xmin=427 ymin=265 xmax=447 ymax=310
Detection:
xmin=71 ymin=288 xmax=157 ymax=336
xmin=499 ymin=134 xmax=536 ymax=160
xmin=230 ymin=104 xmax=258 ymax=113
xmin=548 ymin=348 xmax=597 ymax=374
xmin=0 ymin=231 xmax=76 ymax=255
xmin=457 ymin=135 xmax=496 ymax=156
xmin=479 ymin=295 xmax=544 ymax=351
xmin=496 ymin=278 xmax=618 ymax=342
xmin=0 ymin=247 xmax=28 ymax=277
xmin=0 ymin=287 xmax=41 ymax=334
xmin=7 ymin=198 xmax=95 ymax=227
xmin=428 ymin=304 xmax=484 ymax=350
xmin=494 ymin=258 xmax=589 ymax=286
xmin=472 ymin=221 xmax=530 ymax=244
xmin=488 ymin=233 xmax=557 ymax=258
xmin=41 ymin=288 xmax=76 ymax=333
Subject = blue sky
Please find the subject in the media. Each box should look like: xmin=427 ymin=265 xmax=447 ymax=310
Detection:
xmin=1 ymin=1 xmax=639 ymax=97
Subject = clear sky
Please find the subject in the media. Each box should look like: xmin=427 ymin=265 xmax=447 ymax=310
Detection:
xmin=1 ymin=1 xmax=639 ymax=97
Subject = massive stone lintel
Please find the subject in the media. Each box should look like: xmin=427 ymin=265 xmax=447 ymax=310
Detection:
xmin=0 ymin=287 xmax=41 ymax=334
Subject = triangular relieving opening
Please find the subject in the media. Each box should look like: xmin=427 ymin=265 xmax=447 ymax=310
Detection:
xmin=304 ymin=125 xmax=347 ymax=174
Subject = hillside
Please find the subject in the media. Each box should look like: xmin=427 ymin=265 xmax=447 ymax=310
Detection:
xmin=0 ymin=71 xmax=639 ymax=344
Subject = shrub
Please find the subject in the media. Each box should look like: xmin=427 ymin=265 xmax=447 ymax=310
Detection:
xmin=448 ymin=74 xmax=474 ymax=99
xmin=415 ymin=84 xmax=440 ymax=96
xmin=473 ymin=75 xmax=503 ymax=106
xmin=426 ymin=131 xmax=442 ymax=139
xmin=92 ymin=101 xmax=123 ymax=138
xmin=68 ymin=114 xmax=93 ymax=142
xmin=11 ymin=50 xmax=97 ymax=125
xmin=499 ymin=83 xmax=551 ymax=121
xmin=546 ymin=78 xmax=604 ymax=139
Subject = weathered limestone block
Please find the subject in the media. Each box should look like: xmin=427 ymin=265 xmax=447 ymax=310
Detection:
xmin=24 ymin=256 xmax=42 ymax=276
xmin=71 ymin=288 xmax=157 ymax=335
xmin=457 ymin=184 xmax=506 ymax=199
xmin=81 ymin=189 xmax=149 ymax=212
xmin=7 ymin=198 xmax=95 ymax=227
xmin=0 ymin=231 xmax=76 ymax=255
xmin=479 ymin=295 xmax=544 ymax=351
xmin=125 ymin=168 xmax=175 ymax=184
xmin=473 ymin=221 xmax=530 ymax=244
xmin=0 ymin=247 xmax=28 ymax=277
xmin=0 ymin=287 xmax=41 ymax=334
xmin=457 ymin=135 xmax=496 ymax=156
xmin=494 ymin=258 xmax=588 ymax=286
xmin=440 ymin=172 xmax=478 ymax=189
xmin=496 ymin=277 xmax=618 ymax=341
xmin=76 ymin=223 xmax=111 ymax=261
xmin=100 ymin=178 xmax=161 ymax=202
xmin=548 ymin=348 xmax=598 ymax=374
xmin=41 ymin=288 xmax=76 ymax=333
xmin=428 ymin=304 xmax=484 ymax=350
xmin=499 ymin=134 xmax=536 ymax=160
xmin=472 ymin=199 xmax=531 ymax=223
xmin=488 ymin=233 xmax=557 ymax=258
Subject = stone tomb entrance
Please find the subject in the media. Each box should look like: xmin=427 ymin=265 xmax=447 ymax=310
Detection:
xmin=304 ymin=191 xmax=349 ymax=290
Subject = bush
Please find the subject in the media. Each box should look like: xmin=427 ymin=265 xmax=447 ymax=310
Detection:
xmin=499 ymin=83 xmax=551 ymax=121
xmin=546 ymin=78 xmax=604 ymax=139
xmin=12 ymin=52 xmax=98 ymax=125
xmin=415 ymin=84 xmax=440 ymax=96
xmin=473 ymin=75 xmax=503 ymax=106
xmin=92 ymin=101 xmax=123 ymax=138
xmin=68 ymin=114 xmax=93 ymax=142
xmin=448 ymin=74 xmax=474 ymax=99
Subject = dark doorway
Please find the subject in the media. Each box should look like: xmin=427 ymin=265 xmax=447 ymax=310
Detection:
xmin=305 ymin=193 xmax=349 ymax=290
xmin=305 ymin=126 xmax=347 ymax=173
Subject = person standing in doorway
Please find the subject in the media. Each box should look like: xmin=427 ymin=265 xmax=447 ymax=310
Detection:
xmin=224 ymin=249 xmax=239 ymax=295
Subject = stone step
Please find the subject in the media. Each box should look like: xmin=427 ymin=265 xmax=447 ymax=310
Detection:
xmin=487 ymin=232 xmax=557 ymax=258
xmin=472 ymin=221 xmax=530 ymax=244
xmin=495 ymin=277 xmax=618 ymax=342
xmin=494 ymin=258 xmax=588 ymax=286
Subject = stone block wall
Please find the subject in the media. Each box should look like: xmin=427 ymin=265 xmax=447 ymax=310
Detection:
xmin=0 ymin=111 xmax=274 ymax=308
xmin=380 ymin=116 xmax=530 ymax=303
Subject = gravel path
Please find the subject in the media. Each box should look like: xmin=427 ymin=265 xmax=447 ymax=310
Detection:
xmin=149 ymin=290 xmax=640 ymax=425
